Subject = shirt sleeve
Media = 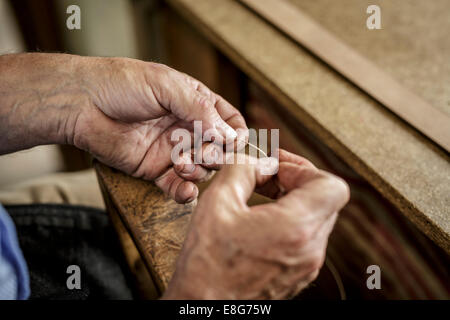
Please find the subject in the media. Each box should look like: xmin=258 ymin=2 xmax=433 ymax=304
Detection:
xmin=0 ymin=204 xmax=30 ymax=300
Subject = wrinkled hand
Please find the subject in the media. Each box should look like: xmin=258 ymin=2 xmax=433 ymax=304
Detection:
xmin=163 ymin=149 xmax=350 ymax=299
xmin=0 ymin=53 xmax=247 ymax=203
xmin=71 ymin=57 xmax=248 ymax=203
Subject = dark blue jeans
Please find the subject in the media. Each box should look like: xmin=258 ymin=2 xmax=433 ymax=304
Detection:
xmin=6 ymin=204 xmax=134 ymax=299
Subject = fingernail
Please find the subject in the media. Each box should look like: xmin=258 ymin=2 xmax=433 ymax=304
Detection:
xmin=186 ymin=196 xmax=196 ymax=203
xmin=182 ymin=163 xmax=196 ymax=173
xmin=258 ymin=157 xmax=279 ymax=176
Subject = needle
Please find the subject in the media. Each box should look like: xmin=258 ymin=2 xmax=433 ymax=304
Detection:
xmin=239 ymin=139 xmax=286 ymax=195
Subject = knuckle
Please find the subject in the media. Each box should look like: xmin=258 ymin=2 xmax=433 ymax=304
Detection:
xmin=287 ymin=224 xmax=313 ymax=248
xmin=148 ymin=62 xmax=171 ymax=73
xmin=291 ymin=235 xmax=308 ymax=248
xmin=106 ymin=57 xmax=126 ymax=68
xmin=107 ymin=58 xmax=133 ymax=79
xmin=194 ymin=93 xmax=212 ymax=109
xmin=147 ymin=65 xmax=176 ymax=102
xmin=183 ymin=73 xmax=200 ymax=89
xmin=148 ymin=63 xmax=172 ymax=84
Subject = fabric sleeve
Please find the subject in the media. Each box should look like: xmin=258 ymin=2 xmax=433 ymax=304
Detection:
xmin=0 ymin=204 xmax=30 ymax=299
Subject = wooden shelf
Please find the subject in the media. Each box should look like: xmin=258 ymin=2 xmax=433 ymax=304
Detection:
xmin=165 ymin=0 xmax=450 ymax=253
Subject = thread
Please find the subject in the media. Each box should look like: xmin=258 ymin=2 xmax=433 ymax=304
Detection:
xmin=246 ymin=141 xmax=268 ymax=157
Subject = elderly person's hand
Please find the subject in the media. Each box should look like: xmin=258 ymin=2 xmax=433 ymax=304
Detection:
xmin=0 ymin=53 xmax=247 ymax=203
xmin=163 ymin=149 xmax=350 ymax=299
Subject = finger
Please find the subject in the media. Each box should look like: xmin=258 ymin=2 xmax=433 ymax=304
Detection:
xmin=277 ymin=149 xmax=317 ymax=170
xmin=202 ymin=155 xmax=278 ymax=208
xmin=278 ymin=171 xmax=350 ymax=218
xmin=195 ymin=142 xmax=235 ymax=170
xmin=155 ymin=168 xmax=199 ymax=204
xmin=172 ymin=142 xmax=227 ymax=172
xmin=212 ymin=92 xmax=249 ymax=148
xmin=174 ymin=161 xmax=216 ymax=183
xmin=252 ymin=149 xmax=319 ymax=198
xmin=132 ymin=122 xmax=194 ymax=180
xmin=249 ymin=149 xmax=319 ymax=199
xmin=191 ymin=79 xmax=247 ymax=135
xmin=154 ymin=69 xmax=238 ymax=141
xmin=276 ymin=162 xmax=319 ymax=192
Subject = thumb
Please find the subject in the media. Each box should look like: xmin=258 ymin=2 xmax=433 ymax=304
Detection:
xmin=203 ymin=155 xmax=279 ymax=208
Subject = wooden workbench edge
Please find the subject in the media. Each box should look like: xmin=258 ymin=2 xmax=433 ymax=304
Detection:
xmin=164 ymin=0 xmax=450 ymax=254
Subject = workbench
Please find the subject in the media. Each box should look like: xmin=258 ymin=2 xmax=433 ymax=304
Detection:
xmin=95 ymin=0 xmax=450 ymax=299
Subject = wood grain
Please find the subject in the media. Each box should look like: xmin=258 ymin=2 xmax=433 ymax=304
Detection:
xmin=95 ymin=162 xmax=194 ymax=293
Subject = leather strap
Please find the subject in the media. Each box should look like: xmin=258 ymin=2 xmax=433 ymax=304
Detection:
xmin=238 ymin=0 xmax=450 ymax=152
